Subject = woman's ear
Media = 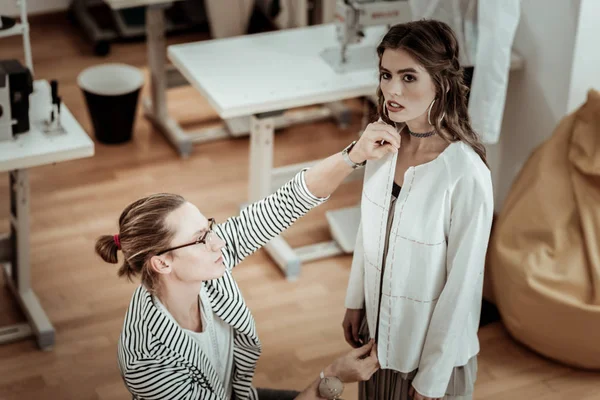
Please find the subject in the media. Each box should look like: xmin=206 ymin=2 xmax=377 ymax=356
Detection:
xmin=149 ymin=255 xmax=172 ymax=275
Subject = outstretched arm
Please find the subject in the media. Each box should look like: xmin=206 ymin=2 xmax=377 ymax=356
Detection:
xmin=216 ymin=121 xmax=401 ymax=269
xmin=215 ymin=169 xmax=329 ymax=269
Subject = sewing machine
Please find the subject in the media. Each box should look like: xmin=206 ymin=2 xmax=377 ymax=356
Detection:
xmin=321 ymin=0 xmax=412 ymax=73
xmin=0 ymin=60 xmax=33 ymax=141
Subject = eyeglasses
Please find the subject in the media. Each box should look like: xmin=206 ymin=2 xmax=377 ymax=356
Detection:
xmin=156 ymin=218 xmax=216 ymax=256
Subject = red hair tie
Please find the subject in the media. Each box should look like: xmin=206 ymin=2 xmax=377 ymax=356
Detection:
xmin=113 ymin=234 xmax=121 ymax=250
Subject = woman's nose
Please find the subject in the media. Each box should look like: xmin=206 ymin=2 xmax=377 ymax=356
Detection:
xmin=388 ymin=79 xmax=403 ymax=97
xmin=208 ymin=234 xmax=226 ymax=251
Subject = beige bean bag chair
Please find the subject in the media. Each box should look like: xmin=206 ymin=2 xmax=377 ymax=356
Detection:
xmin=488 ymin=89 xmax=600 ymax=369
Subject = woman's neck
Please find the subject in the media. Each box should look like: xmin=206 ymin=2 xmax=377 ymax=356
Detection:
xmin=396 ymin=123 xmax=447 ymax=154
xmin=405 ymin=118 xmax=432 ymax=134
xmin=156 ymin=281 xmax=203 ymax=332
xmin=402 ymin=130 xmax=448 ymax=152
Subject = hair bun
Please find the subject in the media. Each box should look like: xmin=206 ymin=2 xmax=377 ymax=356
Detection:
xmin=95 ymin=234 xmax=119 ymax=264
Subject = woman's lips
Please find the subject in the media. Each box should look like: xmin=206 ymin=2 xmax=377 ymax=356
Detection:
xmin=387 ymin=100 xmax=404 ymax=112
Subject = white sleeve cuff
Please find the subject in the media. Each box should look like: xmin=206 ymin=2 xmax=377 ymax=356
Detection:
xmin=298 ymin=168 xmax=331 ymax=203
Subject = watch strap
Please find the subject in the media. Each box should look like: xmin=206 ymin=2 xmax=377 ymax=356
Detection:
xmin=342 ymin=141 xmax=366 ymax=169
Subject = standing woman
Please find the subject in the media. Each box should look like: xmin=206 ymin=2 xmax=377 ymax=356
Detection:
xmin=342 ymin=20 xmax=494 ymax=400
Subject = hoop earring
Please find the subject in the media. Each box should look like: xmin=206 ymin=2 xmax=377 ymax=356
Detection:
xmin=427 ymin=99 xmax=436 ymax=125
xmin=427 ymin=99 xmax=446 ymax=126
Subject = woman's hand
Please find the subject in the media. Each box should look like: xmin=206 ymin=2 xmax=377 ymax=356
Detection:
xmin=323 ymin=339 xmax=380 ymax=383
xmin=342 ymin=308 xmax=365 ymax=348
xmin=303 ymin=121 xmax=400 ymax=198
xmin=348 ymin=121 xmax=401 ymax=164
xmin=408 ymin=385 xmax=441 ymax=400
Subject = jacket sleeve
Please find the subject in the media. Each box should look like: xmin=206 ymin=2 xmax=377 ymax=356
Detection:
xmin=121 ymin=358 xmax=221 ymax=400
xmin=411 ymin=174 xmax=493 ymax=398
xmin=345 ymin=221 xmax=366 ymax=309
xmin=215 ymin=169 xmax=329 ymax=270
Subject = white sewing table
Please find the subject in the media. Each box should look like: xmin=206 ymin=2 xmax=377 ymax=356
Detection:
xmin=0 ymin=80 xmax=95 ymax=350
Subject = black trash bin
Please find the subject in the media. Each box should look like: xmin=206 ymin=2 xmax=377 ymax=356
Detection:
xmin=77 ymin=63 xmax=144 ymax=144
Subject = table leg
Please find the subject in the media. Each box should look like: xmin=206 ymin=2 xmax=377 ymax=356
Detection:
xmin=144 ymin=4 xmax=194 ymax=157
xmin=146 ymin=5 xmax=167 ymax=121
xmin=0 ymin=170 xmax=54 ymax=350
xmin=248 ymin=114 xmax=275 ymax=202
xmin=248 ymin=114 xmax=302 ymax=280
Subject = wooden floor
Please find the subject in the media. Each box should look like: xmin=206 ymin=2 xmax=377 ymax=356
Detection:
xmin=1 ymin=13 xmax=599 ymax=400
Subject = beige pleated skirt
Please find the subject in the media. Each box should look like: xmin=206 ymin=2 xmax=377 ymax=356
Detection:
xmin=358 ymin=318 xmax=477 ymax=400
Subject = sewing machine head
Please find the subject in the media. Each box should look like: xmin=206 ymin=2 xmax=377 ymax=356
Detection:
xmin=0 ymin=60 xmax=33 ymax=141
xmin=334 ymin=0 xmax=412 ymax=63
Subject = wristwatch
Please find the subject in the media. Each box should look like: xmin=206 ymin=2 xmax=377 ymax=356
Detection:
xmin=318 ymin=371 xmax=344 ymax=399
xmin=342 ymin=141 xmax=367 ymax=169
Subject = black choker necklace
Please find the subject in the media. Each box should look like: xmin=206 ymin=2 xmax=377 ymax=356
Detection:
xmin=407 ymin=128 xmax=437 ymax=138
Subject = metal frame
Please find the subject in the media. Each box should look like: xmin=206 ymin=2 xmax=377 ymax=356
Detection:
xmin=0 ymin=170 xmax=54 ymax=350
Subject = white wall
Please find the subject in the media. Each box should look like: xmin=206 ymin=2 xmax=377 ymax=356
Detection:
xmin=491 ymin=0 xmax=582 ymax=212
xmin=0 ymin=0 xmax=69 ymax=16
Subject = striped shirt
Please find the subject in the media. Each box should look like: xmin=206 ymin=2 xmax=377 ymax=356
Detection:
xmin=153 ymin=287 xmax=235 ymax=398
xmin=117 ymin=170 xmax=328 ymax=400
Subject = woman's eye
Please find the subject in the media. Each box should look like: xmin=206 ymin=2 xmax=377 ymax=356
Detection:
xmin=403 ymin=74 xmax=416 ymax=82
xmin=380 ymin=72 xmax=391 ymax=80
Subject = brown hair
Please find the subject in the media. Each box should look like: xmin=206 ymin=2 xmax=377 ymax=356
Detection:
xmin=376 ymin=19 xmax=488 ymax=166
xmin=95 ymin=193 xmax=186 ymax=293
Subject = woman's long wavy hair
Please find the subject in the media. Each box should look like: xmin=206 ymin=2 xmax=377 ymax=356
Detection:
xmin=376 ymin=19 xmax=488 ymax=167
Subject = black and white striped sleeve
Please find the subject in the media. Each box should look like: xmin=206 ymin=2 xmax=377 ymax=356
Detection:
xmin=121 ymin=359 xmax=220 ymax=400
xmin=215 ymin=169 xmax=329 ymax=269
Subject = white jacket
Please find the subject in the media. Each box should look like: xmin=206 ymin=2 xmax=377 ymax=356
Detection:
xmin=345 ymin=141 xmax=494 ymax=398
